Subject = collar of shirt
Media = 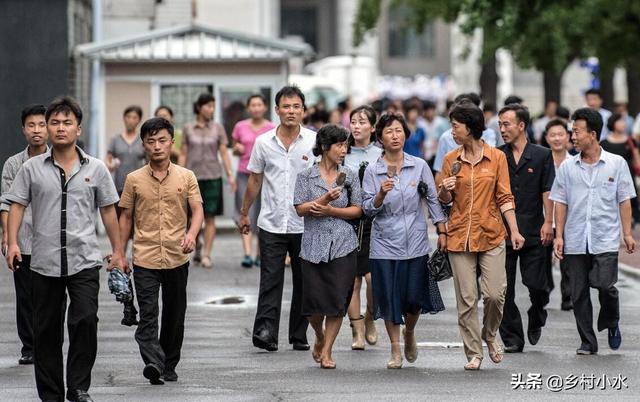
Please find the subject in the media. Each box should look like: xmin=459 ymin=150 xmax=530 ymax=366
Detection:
xmin=44 ymin=145 xmax=89 ymax=166
xmin=455 ymin=140 xmax=491 ymax=164
xmin=502 ymin=142 xmax=533 ymax=170
xmin=574 ymin=147 xmax=614 ymax=168
xmin=194 ymin=120 xmax=212 ymax=129
xmin=144 ymin=162 xmax=174 ymax=181
xmin=307 ymin=163 xmax=348 ymax=190
xmin=373 ymin=152 xmax=417 ymax=175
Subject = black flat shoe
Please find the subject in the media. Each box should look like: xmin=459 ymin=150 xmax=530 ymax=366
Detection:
xmin=576 ymin=344 xmax=597 ymax=355
xmin=292 ymin=342 xmax=310 ymax=351
xmin=527 ymin=327 xmax=542 ymax=345
xmin=143 ymin=363 xmax=164 ymax=385
xmin=253 ymin=329 xmax=278 ymax=352
xmin=162 ymin=369 xmax=178 ymax=382
xmin=66 ymin=389 xmax=94 ymax=402
xmin=18 ymin=355 xmax=34 ymax=365
xmin=504 ymin=344 xmax=523 ymax=353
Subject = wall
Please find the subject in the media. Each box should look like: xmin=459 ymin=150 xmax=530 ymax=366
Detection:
xmin=0 ymin=0 xmax=70 ymax=164
xmin=104 ymin=81 xmax=151 ymax=144
xmin=196 ymin=0 xmax=279 ymax=37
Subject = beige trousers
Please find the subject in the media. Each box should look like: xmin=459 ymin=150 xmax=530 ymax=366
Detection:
xmin=448 ymin=242 xmax=506 ymax=361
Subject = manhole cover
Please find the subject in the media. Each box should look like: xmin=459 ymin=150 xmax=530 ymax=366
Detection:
xmin=207 ymin=296 xmax=245 ymax=305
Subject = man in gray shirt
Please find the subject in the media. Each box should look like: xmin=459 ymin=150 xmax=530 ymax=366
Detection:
xmin=5 ymin=96 xmax=125 ymax=402
xmin=1 ymin=104 xmax=49 ymax=365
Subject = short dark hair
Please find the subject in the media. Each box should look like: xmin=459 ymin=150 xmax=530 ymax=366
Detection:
xmin=312 ymin=124 xmax=349 ymax=157
xmin=140 ymin=117 xmax=175 ymax=140
xmin=544 ymin=118 xmax=568 ymax=134
xmin=585 ymin=88 xmax=602 ymax=98
xmin=21 ymin=104 xmax=46 ymax=126
xmin=193 ymin=93 xmax=215 ymax=115
xmin=483 ymin=102 xmax=496 ymax=114
xmin=154 ymin=105 xmax=174 ymax=117
xmin=556 ymin=105 xmax=570 ymax=120
xmin=571 ymin=107 xmax=603 ymax=137
xmin=422 ymin=99 xmax=437 ymax=111
xmin=498 ymin=103 xmax=530 ymax=129
xmin=504 ymin=95 xmax=524 ymax=106
xmin=454 ymin=92 xmax=481 ymax=107
xmin=449 ymin=102 xmax=486 ymax=140
xmin=123 ymin=105 xmax=143 ymax=119
xmin=275 ymin=85 xmax=306 ymax=110
xmin=246 ymin=94 xmax=267 ymax=107
xmin=46 ymin=96 xmax=83 ymax=124
xmin=375 ymin=112 xmax=411 ymax=143
xmin=607 ymin=112 xmax=624 ymax=132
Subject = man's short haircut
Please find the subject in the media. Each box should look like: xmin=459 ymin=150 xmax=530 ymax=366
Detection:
xmin=544 ymin=118 xmax=568 ymax=134
xmin=449 ymin=102 xmax=486 ymax=140
xmin=123 ymin=105 xmax=143 ymax=119
xmin=498 ymin=103 xmax=531 ymax=129
xmin=193 ymin=93 xmax=215 ymax=115
xmin=585 ymin=88 xmax=602 ymax=98
xmin=275 ymin=85 xmax=306 ymax=110
xmin=246 ymin=94 xmax=267 ymax=107
xmin=556 ymin=105 xmax=571 ymax=120
xmin=453 ymin=92 xmax=481 ymax=107
xmin=422 ymin=99 xmax=437 ymax=111
xmin=375 ymin=112 xmax=411 ymax=142
xmin=504 ymin=95 xmax=524 ymax=106
xmin=483 ymin=102 xmax=496 ymax=114
xmin=21 ymin=104 xmax=47 ymax=126
xmin=154 ymin=105 xmax=174 ymax=117
xmin=571 ymin=107 xmax=603 ymax=137
xmin=46 ymin=96 xmax=83 ymax=124
xmin=140 ymin=117 xmax=175 ymax=141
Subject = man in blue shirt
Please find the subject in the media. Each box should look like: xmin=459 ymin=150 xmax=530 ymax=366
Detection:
xmin=550 ymin=108 xmax=636 ymax=355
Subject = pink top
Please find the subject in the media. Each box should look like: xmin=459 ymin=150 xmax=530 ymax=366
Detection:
xmin=232 ymin=119 xmax=276 ymax=174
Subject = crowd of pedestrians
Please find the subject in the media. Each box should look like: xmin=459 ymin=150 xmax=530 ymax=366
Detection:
xmin=0 ymin=84 xmax=637 ymax=401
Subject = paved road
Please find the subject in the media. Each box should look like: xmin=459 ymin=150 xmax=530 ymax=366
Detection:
xmin=0 ymin=232 xmax=639 ymax=401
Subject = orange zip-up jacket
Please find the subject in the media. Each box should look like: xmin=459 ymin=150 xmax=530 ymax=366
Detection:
xmin=440 ymin=141 xmax=515 ymax=252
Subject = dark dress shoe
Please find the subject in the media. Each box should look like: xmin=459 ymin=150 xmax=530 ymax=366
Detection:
xmin=143 ymin=363 xmax=164 ymax=385
xmin=162 ymin=369 xmax=178 ymax=382
xmin=504 ymin=344 xmax=523 ymax=353
xmin=576 ymin=344 xmax=597 ymax=355
xmin=560 ymin=301 xmax=573 ymax=311
xmin=527 ymin=327 xmax=542 ymax=345
xmin=66 ymin=389 xmax=94 ymax=402
xmin=608 ymin=325 xmax=622 ymax=350
xmin=18 ymin=355 xmax=34 ymax=365
xmin=292 ymin=342 xmax=310 ymax=351
xmin=253 ymin=329 xmax=278 ymax=352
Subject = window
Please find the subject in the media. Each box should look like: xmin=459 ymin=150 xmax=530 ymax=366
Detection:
xmin=388 ymin=7 xmax=435 ymax=58
xmin=159 ymin=84 xmax=214 ymax=130
xmin=280 ymin=6 xmax=317 ymax=50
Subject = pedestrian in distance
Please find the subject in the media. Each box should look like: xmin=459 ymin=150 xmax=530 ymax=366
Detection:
xmin=0 ymin=104 xmax=49 ymax=366
xmin=551 ymin=107 xmax=636 ymax=355
xmin=118 ymin=117 xmax=203 ymax=385
xmin=497 ymin=103 xmax=556 ymax=353
xmin=5 ymin=96 xmax=126 ymax=402
xmin=238 ymin=85 xmax=314 ymax=352
xmin=344 ymin=105 xmax=382 ymax=350
xmin=231 ymin=94 xmax=275 ymax=268
xmin=293 ymin=124 xmax=362 ymax=368
xmin=438 ymin=101 xmax=525 ymax=371
xmin=362 ymin=112 xmax=447 ymax=369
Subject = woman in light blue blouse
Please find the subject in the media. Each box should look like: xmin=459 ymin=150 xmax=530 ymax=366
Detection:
xmin=294 ymin=124 xmax=363 ymax=369
xmin=362 ymin=113 xmax=447 ymax=369
xmin=344 ymin=105 xmax=382 ymax=350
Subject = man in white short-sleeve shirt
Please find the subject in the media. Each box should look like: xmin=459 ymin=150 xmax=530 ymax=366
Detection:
xmin=239 ymin=86 xmax=315 ymax=352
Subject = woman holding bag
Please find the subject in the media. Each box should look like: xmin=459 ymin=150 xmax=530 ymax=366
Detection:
xmin=362 ymin=113 xmax=447 ymax=369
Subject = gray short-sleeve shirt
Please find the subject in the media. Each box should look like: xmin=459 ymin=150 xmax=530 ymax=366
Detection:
xmin=108 ymin=134 xmax=145 ymax=192
xmin=5 ymin=146 xmax=119 ymax=277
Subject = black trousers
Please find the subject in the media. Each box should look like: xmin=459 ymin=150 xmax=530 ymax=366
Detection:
xmin=14 ymin=254 xmax=33 ymax=358
xmin=559 ymin=258 xmax=572 ymax=306
xmin=564 ymin=252 xmax=619 ymax=352
xmin=32 ymin=267 xmax=99 ymax=402
xmin=134 ymin=262 xmax=189 ymax=373
xmin=253 ymin=230 xmax=308 ymax=345
xmin=499 ymin=245 xmax=552 ymax=349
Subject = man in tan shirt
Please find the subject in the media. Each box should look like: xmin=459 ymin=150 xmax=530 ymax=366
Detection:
xmin=119 ymin=117 xmax=203 ymax=385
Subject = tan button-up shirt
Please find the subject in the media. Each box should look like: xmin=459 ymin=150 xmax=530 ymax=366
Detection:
xmin=119 ymin=163 xmax=202 ymax=269
xmin=441 ymin=141 xmax=515 ymax=252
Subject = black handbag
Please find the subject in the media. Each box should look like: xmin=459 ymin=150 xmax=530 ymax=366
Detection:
xmin=428 ymin=248 xmax=452 ymax=281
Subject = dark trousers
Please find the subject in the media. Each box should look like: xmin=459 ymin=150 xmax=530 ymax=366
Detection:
xmin=253 ymin=230 xmax=308 ymax=345
xmin=564 ymin=252 xmax=619 ymax=352
xmin=499 ymin=245 xmax=551 ymax=349
xmin=14 ymin=254 xmax=33 ymax=358
xmin=32 ymin=267 xmax=99 ymax=401
xmin=133 ymin=262 xmax=189 ymax=373
xmin=559 ymin=258 xmax=572 ymax=306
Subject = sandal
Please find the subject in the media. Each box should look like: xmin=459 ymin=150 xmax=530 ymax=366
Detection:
xmin=201 ymin=256 xmax=212 ymax=268
xmin=320 ymin=357 xmax=336 ymax=369
xmin=387 ymin=342 xmax=403 ymax=369
xmin=486 ymin=340 xmax=504 ymax=364
xmin=403 ymin=328 xmax=418 ymax=363
xmin=464 ymin=356 xmax=483 ymax=371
